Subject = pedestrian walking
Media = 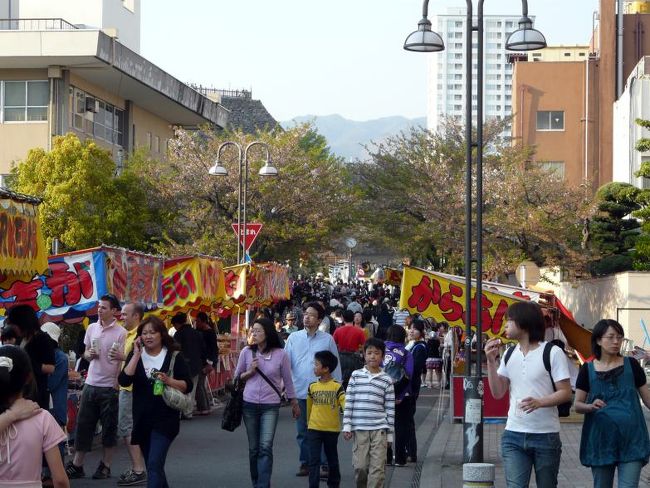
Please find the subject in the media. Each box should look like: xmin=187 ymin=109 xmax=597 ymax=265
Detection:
xmin=405 ymin=319 xmax=427 ymax=463
xmin=424 ymin=323 xmax=444 ymax=388
xmin=111 ymin=302 xmax=148 ymax=486
xmin=333 ymin=310 xmax=365 ymax=389
xmin=306 ymin=351 xmax=345 ymax=488
xmin=194 ymin=312 xmax=219 ymax=416
xmin=574 ymin=319 xmax=650 ymax=488
xmin=234 ymin=318 xmax=300 ymax=488
xmin=485 ymin=301 xmax=572 ymax=488
xmin=170 ymin=312 xmax=206 ymax=419
xmin=285 ymin=302 xmax=341 ymax=477
xmin=383 ymin=325 xmax=414 ymax=467
xmin=119 ymin=316 xmax=193 ymax=488
xmin=0 ymin=345 xmax=69 ymax=488
xmin=66 ymin=294 xmax=126 ymax=480
xmin=343 ymin=337 xmax=395 ymax=488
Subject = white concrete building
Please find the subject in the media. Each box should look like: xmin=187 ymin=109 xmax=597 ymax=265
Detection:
xmin=613 ymin=55 xmax=650 ymax=188
xmin=0 ymin=0 xmax=141 ymax=53
xmin=426 ymin=9 xmax=524 ymax=138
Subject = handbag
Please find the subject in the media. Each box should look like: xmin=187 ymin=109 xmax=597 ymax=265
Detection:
xmin=221 ymin=375 xmax=245 ymax=432
xmin=161 ymin=351 xmax=194 ymax=413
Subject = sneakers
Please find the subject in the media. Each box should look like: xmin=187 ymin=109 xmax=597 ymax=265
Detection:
xmin=117 ymin=469 xmax=147 ymax=486
xmin=319 ymin=466 xmax=329 ymax=479
xmin=65 ymin=461 xmax=85 ymax=479
xmin=295 ymin=464 xmax=309 ymax=477
xmin=92 ymin=461 xmax=111 ymax=480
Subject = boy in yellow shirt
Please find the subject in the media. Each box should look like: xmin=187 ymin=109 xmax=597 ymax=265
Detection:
xmin=307 ymin=350 xmax=346 ymax=488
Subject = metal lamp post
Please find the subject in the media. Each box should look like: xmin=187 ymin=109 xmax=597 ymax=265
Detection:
xmin=405 ymin=0 xmax=546 ymax=464
xmin=209 ymin=141 xmax=278 ymax=264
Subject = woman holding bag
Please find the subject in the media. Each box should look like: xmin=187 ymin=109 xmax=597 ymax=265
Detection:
xmin=119 ymin=316 xmax=193 ymax=488
xmin=234 ymin=317 xmax=300 ymax=488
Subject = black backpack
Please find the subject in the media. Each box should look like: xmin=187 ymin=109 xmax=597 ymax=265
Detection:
xmin=504 ymin=342 xmax=572 ymax=417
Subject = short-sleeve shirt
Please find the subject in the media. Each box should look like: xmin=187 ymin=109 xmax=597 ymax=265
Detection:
xmin=0 ymin=410 xmax=66 ymax=483
xmin=497 ymin=342 xmax=570 ymax=433
xmin=333 ymin=325 xmax=366 ymax=353
xmin=84 ymin=320 xmax=127 ymax=388
xmin=576 ymin=357 xmax=646 ymax=392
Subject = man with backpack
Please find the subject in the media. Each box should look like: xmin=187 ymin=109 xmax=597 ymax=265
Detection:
xmin=485 ymin=301 xmax=572 ymax=488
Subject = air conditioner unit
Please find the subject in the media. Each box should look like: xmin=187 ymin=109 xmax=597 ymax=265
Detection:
xmin=85 ymin=97 xmax=98 ymax=113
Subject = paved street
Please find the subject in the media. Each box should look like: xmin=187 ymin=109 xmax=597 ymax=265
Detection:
xmin=66 ymin=387 xmax=441 ymax=488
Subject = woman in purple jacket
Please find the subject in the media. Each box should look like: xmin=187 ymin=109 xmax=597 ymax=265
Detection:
xmin=234 ymin=318 xmax=300 ymax=488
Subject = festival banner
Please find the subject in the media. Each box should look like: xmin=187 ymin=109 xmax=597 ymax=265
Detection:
xmin=159 ymin=256 xmax=226 ymax=314
xmin=384 ymin=267 xmax=403 ymax=286
xmin=104 ymin=247 xmax=164 ymax=308
xmin=399 ymin=266 xmax=523 ymax=340
xmin=0 ymin=192 xmax=48 ymax=284
xmin=0 ymin=250 xmax=105 ymax=318
xmin=222 ymin=264 xmax=248 ymax=308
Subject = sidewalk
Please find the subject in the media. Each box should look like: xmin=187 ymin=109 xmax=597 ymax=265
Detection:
xmin=420 ymin=391 xmax=650 ymax=487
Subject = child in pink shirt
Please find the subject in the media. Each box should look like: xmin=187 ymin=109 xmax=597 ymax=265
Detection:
xmin=0 ymin=345 xmax=68 ymax=488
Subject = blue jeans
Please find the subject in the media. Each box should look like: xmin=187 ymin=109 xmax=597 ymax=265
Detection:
xmin=501 ymin=430 xmax=562 ymax=488
xmin=243 ymin=401 xmax=280 ymax=488
xmin=140 ymin=430 xmax=173 ymax=488
xmin=296 ymin=399 xmax=327 ymax=467
xmin=591 ymin=461 xmax=644 ymax=488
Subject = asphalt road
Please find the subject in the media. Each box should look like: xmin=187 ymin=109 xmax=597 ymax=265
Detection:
xmin=67 ymin=387 xmax=443 ymax=488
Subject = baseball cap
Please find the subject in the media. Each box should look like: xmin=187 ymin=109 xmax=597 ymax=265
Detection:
xmin=41 ymin=322 xmax=61 ymax=343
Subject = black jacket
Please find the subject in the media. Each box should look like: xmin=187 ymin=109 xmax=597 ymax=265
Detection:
xmin=200 ymin=328 xmax=219 ymax=365
xmin=118 ymin=349 xmax=193 ymax=443
xmin=173 ymin=325 xmax=206 ymax=376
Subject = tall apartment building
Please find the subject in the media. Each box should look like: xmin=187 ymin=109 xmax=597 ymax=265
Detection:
xmin=511 ymin=0 xmax=650 ymax=190
xmin=426 ymin=9 xmax=523 ymax=138
xmin=0 ymin=0 xmax=228 ymax=185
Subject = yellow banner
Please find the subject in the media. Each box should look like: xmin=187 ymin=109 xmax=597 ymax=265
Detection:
xmin=0 ymin=197 xmax=48 ymax=284
xmin=399 ymin=266 xmax=522 ymax=340
xmin=159 ymin=256 xmax=225 ymax=314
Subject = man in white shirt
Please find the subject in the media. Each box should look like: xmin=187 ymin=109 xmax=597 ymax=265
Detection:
xmin=485 ymin=301 xmax=571 ymax=488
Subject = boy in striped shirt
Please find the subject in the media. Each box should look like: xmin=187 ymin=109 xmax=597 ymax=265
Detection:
xmin=343 ymin=338 xmax=395 ymax=488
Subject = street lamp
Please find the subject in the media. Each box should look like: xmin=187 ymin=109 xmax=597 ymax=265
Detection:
xmin=405 ymin=0 xmax=545 ymax=464
xmin=208 ymin=141 xmax=278 ymax=264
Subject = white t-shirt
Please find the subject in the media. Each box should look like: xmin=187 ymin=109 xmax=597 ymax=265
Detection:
xmin=496 ymin=342 xmax=570 ymax=434
xmin=141 ymin=347 xmax=168 ymax=379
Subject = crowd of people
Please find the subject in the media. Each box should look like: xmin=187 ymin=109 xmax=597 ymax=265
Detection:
xmin=1 ymin=277 xmax=650 ymax=488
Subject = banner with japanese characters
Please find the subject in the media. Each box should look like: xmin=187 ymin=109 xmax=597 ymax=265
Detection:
xmin=0 ymin=193 xmax=48 ymax=284
xmin=399 ymin=265 xmax=522 ymax=340
xmin=159 ymin=256 xmax=226 ymax=314
xmin=104 ymin=247 xmax=164 ymax=308
xmin=0 ymin=250 xmax=105 ymax=318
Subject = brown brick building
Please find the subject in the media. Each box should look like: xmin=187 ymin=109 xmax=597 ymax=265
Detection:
xmin=511 ymin=0 xmax=650 ymax=189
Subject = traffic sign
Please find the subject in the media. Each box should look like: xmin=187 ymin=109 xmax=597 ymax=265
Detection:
xmin=232 ymin=223 xmax=263 ymax=252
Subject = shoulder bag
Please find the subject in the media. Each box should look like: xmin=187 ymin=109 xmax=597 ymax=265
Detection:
xmin=221 ymin=375 xmax=246 ymax=432
xmin=162 ymin=351 xmax=194 ymax=413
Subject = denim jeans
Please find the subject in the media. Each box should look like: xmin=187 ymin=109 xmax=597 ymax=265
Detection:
xmin=501 ymin=430 xmax=562 ymax=488
xmin=243 ymin=401 xmax=280 ymax=488
xmin=296 ymin=399 xmax=327 ymax=467
xmin=140 ymin=429 xmax=173 ymax=488
xmin=591 ymin=461 xmax=644 ymax=488
xmin=307 ymin=430 xmax=340 ymax=488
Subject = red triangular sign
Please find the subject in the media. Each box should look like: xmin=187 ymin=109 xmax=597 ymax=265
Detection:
xmin=232 ymin=223 xmax=263 ymax=252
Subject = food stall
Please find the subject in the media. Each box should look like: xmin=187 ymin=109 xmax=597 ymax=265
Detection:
xmin=399 ymin=265 xmax=590 ymax=420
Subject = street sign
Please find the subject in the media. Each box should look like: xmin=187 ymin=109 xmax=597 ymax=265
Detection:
xmin=232 ymin=223 xmax=263 ymax=252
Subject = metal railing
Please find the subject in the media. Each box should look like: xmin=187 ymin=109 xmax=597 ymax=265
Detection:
xmin=0 ymin=18 xmax=79 ymax=31
xmin=189 ymin=84 xmax=252 ymax=99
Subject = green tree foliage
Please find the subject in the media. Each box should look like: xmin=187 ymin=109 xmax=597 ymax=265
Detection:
xmin=588 ymin=182 xmax=641 ymax=275
xmin=11 ymin=134 xmax=154 ymax=252
xmin=632 ymin=120 xmax=650 ymax=269
xmin=350 ymin=118 xmax=591 ymax=277
xmin=133 ymin=124 xmax=354 ymax=264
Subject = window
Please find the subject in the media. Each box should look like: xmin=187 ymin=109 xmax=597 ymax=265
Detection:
xmin=454 ymin=94 xmax=462 ymax=100
xmin=155 ymin=136 xmax=160 ymax=153
xmin=537 ymin=161 xmax=565 ymax=179
xmin=69 ymin=86 xmax=124 ymax=145
xmin=564 ymin=52 xmax=571 ymax=57
xmin=536 ymin=111 xmax=565 ymax=131
xmin=3 ymin=81 xmax=48 ymax=122
xmin=146 ymin=132 xmax=152 ymax=150
xmin=579 ymin=52 xmax=586 ymax=57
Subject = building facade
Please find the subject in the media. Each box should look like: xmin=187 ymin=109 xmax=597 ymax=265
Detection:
xmin=511 ymin=0 xmax=650 ymax=190
xmin=426 ymin=9 xmax=523 ymax=138
xmin=0 ymin=1 xmax=228 ymax=184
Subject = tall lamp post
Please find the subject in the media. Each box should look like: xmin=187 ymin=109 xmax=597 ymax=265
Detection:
xmin=208 ymin=141 xmax=278 ymax=264
xmin=404 ymin=0 xmax=546 ymax=464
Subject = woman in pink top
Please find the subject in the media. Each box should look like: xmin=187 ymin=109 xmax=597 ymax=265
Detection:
xmin=234 ymin=318 xmax=300 ymax=488
xmin=0 ymin=345 xmax=68 ymax=488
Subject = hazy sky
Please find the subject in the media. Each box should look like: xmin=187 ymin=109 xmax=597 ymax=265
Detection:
xmin=141 ymin=0 xmax=599 ymax=122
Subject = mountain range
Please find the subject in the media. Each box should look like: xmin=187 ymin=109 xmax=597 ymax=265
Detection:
xmin=282 ymin=114 xmax=426 ymax=162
